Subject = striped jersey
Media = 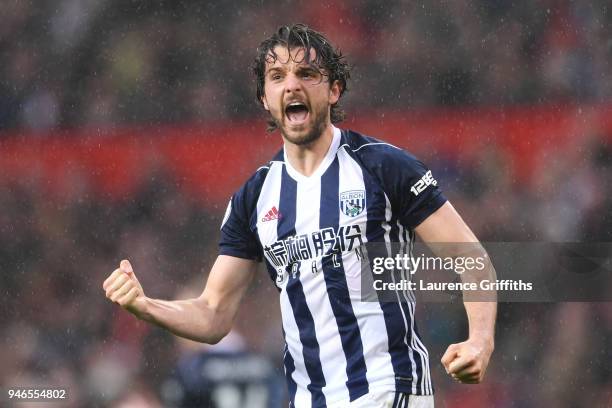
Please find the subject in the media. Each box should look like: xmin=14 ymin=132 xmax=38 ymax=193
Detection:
xmin=219 ymin=126 xmax=446 ymax=407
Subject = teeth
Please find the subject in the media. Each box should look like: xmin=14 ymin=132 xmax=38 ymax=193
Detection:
xmin=288 ymin=102 xmax=305 ymax=107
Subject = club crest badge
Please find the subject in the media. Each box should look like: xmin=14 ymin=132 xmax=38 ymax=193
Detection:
xmin=340 ymin=190 xmax=366 ymax=217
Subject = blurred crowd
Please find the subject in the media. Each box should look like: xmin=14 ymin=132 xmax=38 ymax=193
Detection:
xmin=1 ymin=134 xmax=610 ymax=407
xmin=0 ymin=170 xmax=286 ymax=407
xmin=1 ymin=0 xmax=611 ymax=130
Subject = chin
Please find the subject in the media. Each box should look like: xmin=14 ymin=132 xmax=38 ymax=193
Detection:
xmin=283 ymin=117 xmax=329 ymax=146
xmin=282 ymin=126 xmax=320 ymax=146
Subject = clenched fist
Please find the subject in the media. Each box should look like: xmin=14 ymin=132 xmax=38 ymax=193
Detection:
xmin=441 ymin=338 xmax=493 ymax=384
xmin=103 ymin=260 xmax=147 ymax=316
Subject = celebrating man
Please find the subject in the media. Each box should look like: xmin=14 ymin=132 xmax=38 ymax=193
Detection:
xmin=103 ymin=24 xmax=495 ymax=408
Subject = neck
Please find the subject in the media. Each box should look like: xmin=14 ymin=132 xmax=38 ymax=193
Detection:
xmin=283 ymin=123 xmax=335 ymax=177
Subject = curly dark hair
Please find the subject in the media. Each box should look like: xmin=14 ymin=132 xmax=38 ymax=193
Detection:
xmin=253 ymin=24 xmax=351 ymax=132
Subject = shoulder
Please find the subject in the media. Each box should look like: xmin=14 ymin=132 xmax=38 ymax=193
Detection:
xmin=240 ymin=164 xmax=271 ymax=195
xmin=228 ymin=149 xmax=285 ymax=221
xmin=339 ymin=129 xmax=426 ymax=177
xmin=234 ymin=149 xmax=282 ymax=201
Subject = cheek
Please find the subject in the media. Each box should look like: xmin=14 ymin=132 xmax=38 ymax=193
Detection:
xmin=313 ymin=86 xmax=335 ymax=106
xmin=264 ymin=87 xmax=283 ymax=112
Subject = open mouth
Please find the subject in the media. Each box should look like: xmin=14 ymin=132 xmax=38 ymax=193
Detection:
xmin=284 ymin=101 xmax=309 ymax=125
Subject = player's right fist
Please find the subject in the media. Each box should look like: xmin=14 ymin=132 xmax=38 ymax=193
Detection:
xmin=103 ymin=259 xmax=147 ymax=316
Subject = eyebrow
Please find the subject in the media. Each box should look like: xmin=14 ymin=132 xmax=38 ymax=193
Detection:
xmin=265 ymin=67 xmax=284 ymax=75
xmin=265 ymin=65 xmax=320 ymax=76
xmin=296 ymin=66 xmax=319 ymax=73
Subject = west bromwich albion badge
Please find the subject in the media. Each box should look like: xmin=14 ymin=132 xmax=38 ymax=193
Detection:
xmin=340 ymin=190 xmax=366 ymax=217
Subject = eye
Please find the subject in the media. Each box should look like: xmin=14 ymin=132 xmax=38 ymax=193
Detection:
xmin=268 ymin=72 xmax=283 ymax=81
xmin=300 ymin=69 xmax=321 ymax=82
xmin=301 ymin=71 xmax=315 ymax=80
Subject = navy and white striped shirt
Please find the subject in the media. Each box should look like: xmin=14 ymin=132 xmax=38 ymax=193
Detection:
xmin=219 ymin=126 xmax=446 ymax=407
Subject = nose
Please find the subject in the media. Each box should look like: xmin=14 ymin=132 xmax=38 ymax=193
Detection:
xmin=284 ymin=72 xmax=302 ymax=94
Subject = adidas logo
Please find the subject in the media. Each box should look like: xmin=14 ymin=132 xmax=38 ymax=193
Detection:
xmin=262 ymin=206 xmax=282 ymax=222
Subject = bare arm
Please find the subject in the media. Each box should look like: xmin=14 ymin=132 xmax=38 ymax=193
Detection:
xmin=103 ymin=255 xmax=257 ymax=344
xmin=415 ymin=201 xmax=496 ymax=383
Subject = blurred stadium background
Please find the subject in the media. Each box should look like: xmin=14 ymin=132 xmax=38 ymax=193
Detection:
xmin=1 ymin=1 xmax=611 ymax=407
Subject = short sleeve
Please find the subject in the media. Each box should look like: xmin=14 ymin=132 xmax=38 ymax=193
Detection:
xmin=390 ymin=154 xmax=447 ymax=229
xmin=218 ymin=179 xmax=264 ymax=262
xmin=356 ymin=139 xmax=447 ymax=229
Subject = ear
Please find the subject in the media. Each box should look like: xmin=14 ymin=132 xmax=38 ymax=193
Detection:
xmin=329 ymin=80 xmax=341 ymax=105
xmin=261 ymin=94 xmax=269 ymax=111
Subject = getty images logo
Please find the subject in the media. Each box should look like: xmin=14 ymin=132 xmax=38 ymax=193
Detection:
xmin=410 ymin=170 xmax=437 ymax=196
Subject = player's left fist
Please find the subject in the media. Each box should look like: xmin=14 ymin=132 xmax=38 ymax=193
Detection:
xmin=441 ymin=337 xmax=494 ymax=384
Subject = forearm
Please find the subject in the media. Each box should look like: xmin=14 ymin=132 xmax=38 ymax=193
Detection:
xmin=137 ymin=296 xmax=230 ymax=344
xmin=104 ymin=256 xmax=256 ymax=344
xmin=461 ymin=251 xmax=497 ymax=346
xmin=464 ymin=300 xmax=496 ymax=346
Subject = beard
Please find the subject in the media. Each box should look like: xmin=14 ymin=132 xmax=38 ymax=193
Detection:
xmin=274 ymin=103 xmax=329 ymax=146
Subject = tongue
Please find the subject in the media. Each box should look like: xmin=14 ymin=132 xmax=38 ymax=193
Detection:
xmin=287 ymin=107 xmax=308 ymax=122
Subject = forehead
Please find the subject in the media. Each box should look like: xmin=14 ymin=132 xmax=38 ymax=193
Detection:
xmin=265 ymin=45 xmax=319 ymax=71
